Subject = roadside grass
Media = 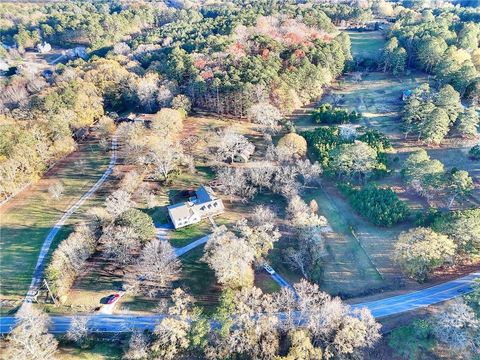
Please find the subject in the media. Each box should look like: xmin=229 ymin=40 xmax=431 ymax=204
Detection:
xmin=347 ymin=30 xmax=386 ymax=60
xmin=0 ymin=137 xmax=111 ymax=301
xmin=57 ymin=341 xmax=123 ymax=360
xmin=254 ymin=272 xmax=282 ymax=294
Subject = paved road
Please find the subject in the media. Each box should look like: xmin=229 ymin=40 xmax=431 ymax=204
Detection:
xmin=1 ymin=271 xmax=478 ymax=334
xmin=24 ymin=138 xmax=117 ymax=303
xmin=351 ymin=271 xmax=480 ymax=318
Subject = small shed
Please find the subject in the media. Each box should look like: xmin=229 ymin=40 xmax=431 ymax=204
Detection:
xmin=36 ymin=42 xmax=52 ymax=54
xmin=233 ymin=146 xmax=255 ymax=163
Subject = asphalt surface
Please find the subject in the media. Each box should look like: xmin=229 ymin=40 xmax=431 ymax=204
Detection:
xmin=351 ymin=271 xmax=480 ymax=317
xmin=1 ymin=271 xmax=478 ymax=334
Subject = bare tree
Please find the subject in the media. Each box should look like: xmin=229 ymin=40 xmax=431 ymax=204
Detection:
xmin=6 ymin=305 xmax=58 ymax=360
xmin=103 ymin=226 xmax=140 ymax=265
xmin=251 ymin=205 xmax=276 ymax=226
xmin=271 ymin=165 xmax=301 ymax=197
xmin=247 ymin=165 xmax=275 ymax=192
xmin=136 ymin=74 xmax=159 ymax=112
xmin=48 ymin=181 xmax=64 ymax=200
xmin=105 ymin=189 xmax=134 ymax=218
xmin=202 ymin=226 xmax=255 ymax=288
xmin=236 ymin=207 xmax=280 ymax=262
xmin=120 ymin=170 xmax=143 ymax=194
xmin=293 ymin=280 xmax=381 ymax=359
xmin=215 ymin=167 xmax=256 ymax=202
xmin=126 ymin=240 xmax=181 ymax=297
xmin=124 ymin=330 xmax=151 ymax=360
xmin=431 ymin=299 xmax=479 ymax=355
xmin=146 ymin=140 xmax=190 ymax=182
xmin=284 ymin=196 xmax=329 ymax=279
xmin=113 ymin=42 xmax=131 ymax=55
xmin=247 ymin=102 xmax=282 ymax=133
xmin=151 ymin=108 xmax=184 ymax=139
xmin=152 ymin=289 xmax=195 ymax=360
xmin=213 ymin=128 xmax=255 ymax=163
xmin=296 ymin=159 xmax=322 ymax=186
xmin=66 ymin=316 xmax=90 ymax=344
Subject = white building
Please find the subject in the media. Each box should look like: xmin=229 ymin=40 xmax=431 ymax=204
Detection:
xmin=167 ymin=186 xmax=224 ymax=229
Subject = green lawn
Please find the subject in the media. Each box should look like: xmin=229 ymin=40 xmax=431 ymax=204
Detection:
xmin=0 ymin=139 xmax=111 ymax=301
xmin=169 ymin=221 xmax=213 ymax=248
xmin=57 ymin=341 xmax=123 ymax=360
xmin=347 ymin=30 xmax=386 ymax=60
xmin=176 ymin=245 xmax=220 ymax=314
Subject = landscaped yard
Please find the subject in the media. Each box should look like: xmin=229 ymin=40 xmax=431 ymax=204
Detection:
xmin=0 ymin=136 xmax=112 ymax=302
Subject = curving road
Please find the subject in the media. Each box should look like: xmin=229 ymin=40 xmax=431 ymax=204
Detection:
xmin=24 ymin=137 xmax=117 ymax=303
xmin=1 ymin=271 xmax=478 ymax=334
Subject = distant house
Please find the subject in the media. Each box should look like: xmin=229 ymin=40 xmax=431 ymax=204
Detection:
xmin=64 ymin=47 xmax=88 ymax=60
xmin=168 ymin=186 xmax=225 ymax=229
xmin=36 ymin=42 xmax=52 ymax=54
xmin=402 ymin=89 xmax=413 ymax=101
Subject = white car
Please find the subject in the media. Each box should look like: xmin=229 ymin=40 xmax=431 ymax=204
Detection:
xmin=263 ymin=264 xmax=276 ymax=275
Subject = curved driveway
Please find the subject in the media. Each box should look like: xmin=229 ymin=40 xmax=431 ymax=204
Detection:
xmin=24 ymin=137 xmax=117 ymax=302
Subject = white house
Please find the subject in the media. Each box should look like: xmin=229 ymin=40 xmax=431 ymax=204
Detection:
xmin=167 ymin=186 xmax=224 ymax=229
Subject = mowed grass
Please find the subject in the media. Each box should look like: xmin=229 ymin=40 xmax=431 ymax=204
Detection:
xmin=176 ymin=245 xmax=220 ymax=314
xmin=347 ymin=30 xmax=386 ymax=60
xmin=56 ymin=341 xmax=123 ymax=360
xmin=0 ymin=138 xmax=111 ymax=300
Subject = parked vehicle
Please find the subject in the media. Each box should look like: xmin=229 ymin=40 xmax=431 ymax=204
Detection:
xmin=106 ymin=293 xmax=121 ymax=304
xmin=263 ymin=264 xmax=276 ymax=275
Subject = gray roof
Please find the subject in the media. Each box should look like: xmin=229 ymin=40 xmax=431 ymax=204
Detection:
xmin=167 ymin=201 xmax=199 ymax=220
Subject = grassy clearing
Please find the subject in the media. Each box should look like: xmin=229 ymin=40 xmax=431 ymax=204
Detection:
xmin=303 ymin=186 xmax=398 ymax=297
xmin=0 ymin=137 xmax=111 ymax=301
xmin=347 ymin=30 xmax=386 ymax=60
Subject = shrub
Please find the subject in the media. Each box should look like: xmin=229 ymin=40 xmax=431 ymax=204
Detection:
xmin=277 ymin=133 xmax=307 ymax=157
xmin=468 ymin=144 xmax=480 ymax=160
xmin=339 ymin=184 xmax=410 ymax=226
xmin=388 ymin=320 xmax=434 ymax=360
xmin=115 ymin=209 xmax=156 ymax=243
xmin=357 ymin=127 xmax=393 ymax=153
xmin=301 ymin=127 xmax=350 ymax=166
xmin=311 ymin=103 xmax=361 ymax=124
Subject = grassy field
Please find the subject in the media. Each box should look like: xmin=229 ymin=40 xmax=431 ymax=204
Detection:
xmin=0 ymin=136 xmax=111 ymax=302
xmin=347 ymin=30 xmax=386 ymax=60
